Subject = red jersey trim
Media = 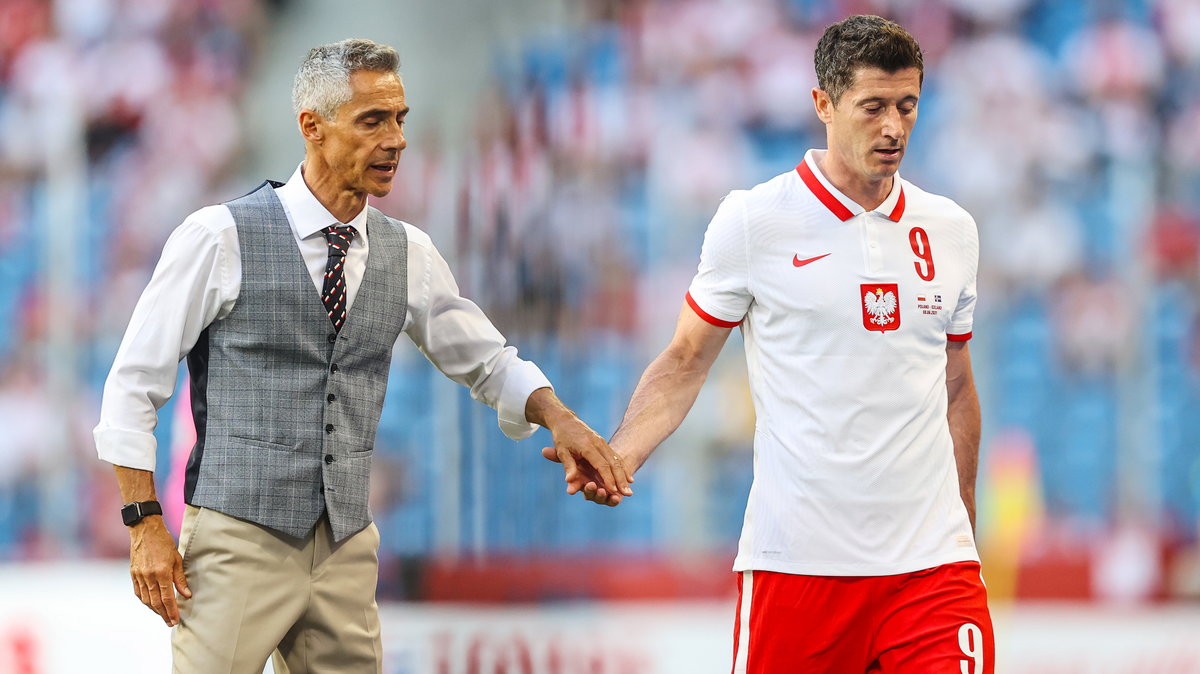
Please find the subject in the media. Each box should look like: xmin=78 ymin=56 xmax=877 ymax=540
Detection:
xmin=887 ymin=187 xmax=906 ymax=222
xmin=797 ymin=158 xmax=906 ymax=223
xmin=947 ymin=332 xmax=973 ymax=342
xmin=731 ymin=573 xmax=745 ymax=674
xmin=797 ymin=160 xmax=854 ymax=221
xmin=686 ymin=292 xmax=741 ymax=328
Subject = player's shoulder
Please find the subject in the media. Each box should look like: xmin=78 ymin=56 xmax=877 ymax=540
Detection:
xmin=744 ymin=168 xmax=799 ymax=202
xmin=899 ymin=178 xmax=976 ymax=229
xmin=722 ymin=168 xmax=801 ymax=220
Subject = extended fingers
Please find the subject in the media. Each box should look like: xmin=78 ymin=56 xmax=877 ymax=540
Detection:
xmin=174 ymin=556 xmax=192 ymax=599
xmin=159 ymin=580 xmax=181 ymax=626
xmin=551 ymin=434 xmax=633 ymax=505
xmin=132 ymin=572 xmax=148 ymax=605
xmin=145 ymin=575 xmax=167 ymax=623
xmin=598 ymin=457 xmax=620 ymax=495
xmin=545 ymin=445 xmax=588 ymax=495
xmin=610 ymin=454 xmax=634 ymax=496
xmin=582 ymin=481 xmax=621 ymax=507
xmin=132 ymin=565 xmax=182 ymax=626
xmin=134 ymin=571 xmax=167 ymax=622
xmin=590 ymin=447 xmax=633 ymax=498
xmin=556 ymin=447 xmax=583 ymax=494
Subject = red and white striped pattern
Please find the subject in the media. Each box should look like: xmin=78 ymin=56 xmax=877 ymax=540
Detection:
xmin=321 ymin=225 xmax=356 ymax=331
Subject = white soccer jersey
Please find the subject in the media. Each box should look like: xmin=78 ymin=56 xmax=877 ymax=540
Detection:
xmin=687 ymin=149 xmax=980 ymax=576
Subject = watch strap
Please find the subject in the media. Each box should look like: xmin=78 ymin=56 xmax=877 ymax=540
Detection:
xmin=121 ymin=500 xmax=163 ymax=526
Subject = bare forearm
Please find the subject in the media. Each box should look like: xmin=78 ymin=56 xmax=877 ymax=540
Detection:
xmin=114 ymin=466 xmax=159 ymax=503
xmin=610 ymin=346 xmax=711 ymax=471
xmin=947 ymin=382 xmax=981 ymax=531
xmin=524 ymin=387 xmax=577 ymax=429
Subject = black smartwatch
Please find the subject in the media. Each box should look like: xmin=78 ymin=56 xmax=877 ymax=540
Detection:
xmin=121 ymin=500 xmax=163 ymax=526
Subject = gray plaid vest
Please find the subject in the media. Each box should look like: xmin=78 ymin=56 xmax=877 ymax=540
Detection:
xmin=184 ymin=181 xmax=408 ymax=541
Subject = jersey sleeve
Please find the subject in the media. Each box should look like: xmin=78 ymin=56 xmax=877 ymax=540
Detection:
xmin=686 ymin=192 xmax=751 ymax=327
xmin=947 ymin=213 xmax=979 ymax=341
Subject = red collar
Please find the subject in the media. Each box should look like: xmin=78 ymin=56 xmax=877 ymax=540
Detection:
xmin=796 ymin=158 xmax=905 ymax=223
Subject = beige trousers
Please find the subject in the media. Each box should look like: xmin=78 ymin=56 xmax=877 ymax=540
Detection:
xmin=171 ymin=505 xmax=382 ymax=674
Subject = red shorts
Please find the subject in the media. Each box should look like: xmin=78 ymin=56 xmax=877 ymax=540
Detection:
xmin=731 ymin=562 xmax=994 ymax=674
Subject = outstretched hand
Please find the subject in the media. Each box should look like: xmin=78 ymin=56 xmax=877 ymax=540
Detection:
xmin=540 ymin=444 xmax=633 ymax=507
xmin=540 ymin=421 xmax=633 ymax=507
xmin=526 ymin=387 xmax=633 ymax=506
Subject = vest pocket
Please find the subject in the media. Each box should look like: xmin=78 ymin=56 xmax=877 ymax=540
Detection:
xmin=229 ymin=436 xmax=299 ymax=452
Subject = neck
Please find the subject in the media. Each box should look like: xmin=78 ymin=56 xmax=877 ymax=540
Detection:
xmin=816 ymin=149 xmax=892 ymax=212
xmin=301 ymin=157 xmax=367 ymax=223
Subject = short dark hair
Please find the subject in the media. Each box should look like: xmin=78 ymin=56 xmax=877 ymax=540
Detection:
xmin=814 ymin=15 xmax=924 ymax=105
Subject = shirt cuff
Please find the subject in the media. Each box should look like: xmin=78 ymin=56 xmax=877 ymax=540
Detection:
xmin=496 ymin=360 xmax=554 ymax=441
xmin=947 ymin=322 xmax=974 ymax=342
xmin=94 ymin=426 xmax=158 ymax=471
xmin=685 ymin=291 xmax=742 ymax=328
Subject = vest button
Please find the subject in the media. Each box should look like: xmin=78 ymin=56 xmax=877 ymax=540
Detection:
xmin=324 ymin=454 xmax=334 ymax=465
xmin=327 ymin=393 xmax=336 ymax=403
xmin=328 ymin=333 xmax=337 ymax=343
xmin=325 ymin=424 xmax=334 ymax=433
xmin=330 ymin=363 xmax=339 ymax=373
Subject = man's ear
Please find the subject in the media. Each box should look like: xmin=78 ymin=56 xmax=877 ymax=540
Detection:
xmin=298 ymin=110 xmax=323 ymax=143
xmin=812 ymin=87 xmax=834 ymax=125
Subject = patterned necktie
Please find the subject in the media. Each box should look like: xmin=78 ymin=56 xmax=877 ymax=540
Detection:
xmin=321 ymin=225 xmax=357 ymax=332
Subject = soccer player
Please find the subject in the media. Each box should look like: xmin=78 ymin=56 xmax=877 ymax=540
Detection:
xmin=546 ymin=14 xmax=993 ymax=673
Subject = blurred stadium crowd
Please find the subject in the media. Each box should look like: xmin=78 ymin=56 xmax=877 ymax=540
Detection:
xmin=1 ymin=0 xmax=1199 ymax=603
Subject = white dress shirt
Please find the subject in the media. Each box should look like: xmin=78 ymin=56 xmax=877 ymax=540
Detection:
xmin=95 ymin=164 xmax=551 ymax=471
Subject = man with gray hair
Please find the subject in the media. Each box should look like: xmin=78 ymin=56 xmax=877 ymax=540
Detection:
xmin=94 ymin=38 xmax=631 ymax=672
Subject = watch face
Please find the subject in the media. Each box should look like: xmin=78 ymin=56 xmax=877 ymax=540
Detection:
xmin=121 ymin=504 xmax=139 ymax=526
xmin=121 ymin=501 xmax=160 ymax=526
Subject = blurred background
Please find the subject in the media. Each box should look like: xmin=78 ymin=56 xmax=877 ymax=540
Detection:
xmin=1 ymin=0 xmax=1199 ymax=671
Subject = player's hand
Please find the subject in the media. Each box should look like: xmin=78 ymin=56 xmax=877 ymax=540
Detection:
xmin=578 ymin=446 xmax=633 ymax=506
xmin=128 ymin=516 xmax=191 ymax=626
xmin=539 ymin=421 xmax=633 ymax=507
xmin=540 ymin=444 xmax=634 ymax=507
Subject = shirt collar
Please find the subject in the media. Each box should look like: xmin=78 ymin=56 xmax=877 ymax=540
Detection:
xmin=796 ymin=149 xmax=906 ymax=223
xmin=276 ymin=163 xmax=370 ymax=241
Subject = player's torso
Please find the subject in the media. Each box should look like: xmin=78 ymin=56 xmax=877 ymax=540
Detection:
xmin=744 ymin=177 xmax=969 ymax=363
xmin=730 ymin=166 xmax=979 ymax=575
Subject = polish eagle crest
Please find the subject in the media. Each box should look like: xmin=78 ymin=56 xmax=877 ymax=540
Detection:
xmin=863 ymin=287 xmax=897 ymax=325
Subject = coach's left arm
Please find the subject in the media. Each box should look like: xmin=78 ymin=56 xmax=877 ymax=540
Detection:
xmin=946 ymin=341 xmax=981 ymax=534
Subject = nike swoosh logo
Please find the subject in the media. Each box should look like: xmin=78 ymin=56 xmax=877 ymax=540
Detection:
xmin=793 ymin=253 xmax=831 ymax=267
